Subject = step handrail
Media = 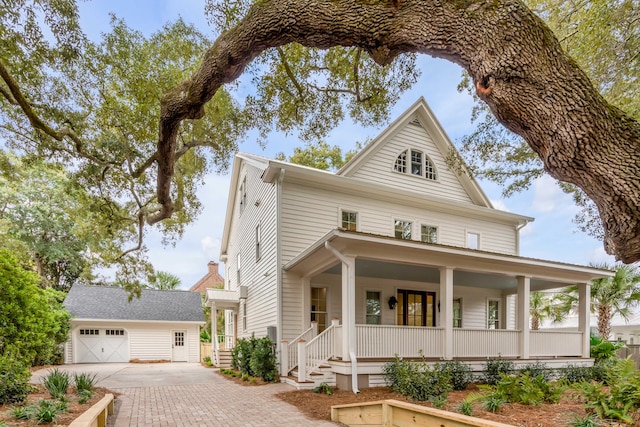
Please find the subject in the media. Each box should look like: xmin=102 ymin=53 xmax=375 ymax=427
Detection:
xmin=286 ymin=322 xmax=318 ymax=373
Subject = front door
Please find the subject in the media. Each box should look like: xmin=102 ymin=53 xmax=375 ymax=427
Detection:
xmin=397 ymin=290 xmax=436 ymax=326
xmin=311 ymin=287 xmax=327 ymax=332
xmin=172 ymin=330 xmax=188 ymax=362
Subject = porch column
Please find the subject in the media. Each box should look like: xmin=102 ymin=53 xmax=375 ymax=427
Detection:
xmin=340 ymin=255 xmax=356 ymax=361
xmin=211 ymin=303 xmax=218 ymax=364
xmin=301 ymin=276 xmax=311 ymax=330
xmin=516 ymin=276 xmax=530 ymax=359
xmin=578 ymin=282 xmax=591 ymax=358
xmin=439 ymin=267 xmax=454 ymax=360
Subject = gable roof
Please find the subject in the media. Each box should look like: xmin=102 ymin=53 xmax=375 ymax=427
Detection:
xmin=64 ymin=284 xmax=204 ymax=323
xmin=189 ymin=261 xmax=225 ymax=294
xmin=337 ymin=97 xmax=492 ymax=207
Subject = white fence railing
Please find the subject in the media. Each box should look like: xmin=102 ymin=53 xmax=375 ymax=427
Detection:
xmin=304 ymin=323 xmax=338 ymax=376
xmin=356 ymin=325 xmax=444 ymax=358
xmin=286 ymin=322 xmax=318 ymax=373
xmin=530 ymin=330 xmax=583 ymax=357
xmin=453 ymin=329 xmax=520 ymax=358
xmin=217 ymin=334 xmax=235 ymax=350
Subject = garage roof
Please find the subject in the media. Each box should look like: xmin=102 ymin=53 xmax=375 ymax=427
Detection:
xmin=64 ymin=284 xmax=204 ymax=322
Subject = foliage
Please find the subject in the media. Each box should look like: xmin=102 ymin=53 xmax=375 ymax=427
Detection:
xmin=590 ymin=336 xmax=625 ymax=364
xmin=200 ymin=329 xmax=212 ymax=343
xmin=382 ymin=356 xmax=452 ymax=402
xmin=429 ymin=395 xmax=447 ymax=409
xmin=437 ymin=360 xmax=473 ymax=391
xmin=275 ymin=140 xmax=362 ymax=171
xmin=73 ymin=372 xmax=97 ymax=393
xmin=12 ymin=406 xmax=32 ymax=420
xmin=78 ymin=389 xmax=92 ymax=404
xmin=147 ymin=271 xmax=181 ymax=290
xmin=34 ymin=399 xmax=67 ymax=424
xmin=574 ymin=359 xmax=640 ymax=424
xmin=481 ymin=357 xmax=514 ymax=386
xmin=529 ymin=291 xmax=564 ymax=330
xmin=0 ymin=355 xmax=31 ymax=405
xmin=0 ymin=249 xmax=71 ymax=366
xmin=518 ymin=361 xmax=552 ymax=383
xmin=568 ymin=414 xmax=600 ymax=427
xmin=43 ymin=369 xmax=71 ymax=400
xmin=484 ymin=395 xmax=504 ymax=413
xmin=487 ymin=372 xmax=565 ymax=405
xmin=561 ymin=365 xmax=596 ymax=384
xmin=457 ymin=400 xmax=473 ymax=416
xmin=313 ymin=383 xmax=333 ymax=395
xmin=231 ymin=337 xmax=278 ymax=382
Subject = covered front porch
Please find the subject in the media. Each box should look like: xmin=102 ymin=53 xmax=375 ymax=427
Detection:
xmin=281 ymin=229 xmax=612 ymax=390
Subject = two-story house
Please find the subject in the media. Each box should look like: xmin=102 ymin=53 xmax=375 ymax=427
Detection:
xmin=206 ymin=98 xmax=611 ymax=390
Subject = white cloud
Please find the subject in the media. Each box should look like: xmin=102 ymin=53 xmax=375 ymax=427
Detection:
xmin=531 ymin=175 xmax=574 ymax=213
xmin=587 ymin=246 xmax=616 ymax=266
xmin=201 ymin=236 xmax=221 ymax=261
xmin=519 ymin=222 xmax=535 ymax=237
xmin=490 ymin=199 xmax=511 ymax=212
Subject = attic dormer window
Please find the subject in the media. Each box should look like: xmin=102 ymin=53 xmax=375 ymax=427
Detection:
xmin=394 ymin=149 xmax=437 ymax=180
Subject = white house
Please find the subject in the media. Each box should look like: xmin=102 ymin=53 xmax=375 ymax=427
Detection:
xmin=206 ymin=98 xmax=612 ymax=390
xmin=63 ymin=284 xmax=203 ymax=364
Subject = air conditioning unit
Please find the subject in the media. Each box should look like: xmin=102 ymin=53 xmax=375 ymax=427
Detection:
xmin=239 ymin=286 xmax=248 ymax=299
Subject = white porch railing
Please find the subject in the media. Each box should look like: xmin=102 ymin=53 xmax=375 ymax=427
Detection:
xmin=355 ymin=325 xmax=444 ymax=358
xmin=531 ymin=330 xmax=583 ymax=357
xmin=453 ymin=329 xmax=520 ymax=357
xmin=217 ymin=334 xmax=235 ymax=350
xmin=300 ymin=322 xmax=339 ymax=381
xmin=286 ymin=322 xmax=318 ymax=374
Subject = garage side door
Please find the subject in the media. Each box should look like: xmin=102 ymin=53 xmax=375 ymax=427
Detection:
xmin=76 ymin=328 xmax=128 ymax=363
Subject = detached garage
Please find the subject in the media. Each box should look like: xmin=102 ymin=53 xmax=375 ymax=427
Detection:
xmin=63 ymin=284 xmax=204 ymax=364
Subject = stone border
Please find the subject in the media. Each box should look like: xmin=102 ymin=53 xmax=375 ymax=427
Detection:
xmin=331 ymin=399 xmax=515 ymax=427
xmin=68 ymin=394 xmax=114 ymax=427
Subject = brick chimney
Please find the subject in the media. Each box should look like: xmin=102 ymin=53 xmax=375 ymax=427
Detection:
xmin=207 ymin=261 xmax=219 ymax=275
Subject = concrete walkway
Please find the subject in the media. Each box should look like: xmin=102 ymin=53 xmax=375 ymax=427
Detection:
xmin=31 ymin=363 xmax=336 ymax=427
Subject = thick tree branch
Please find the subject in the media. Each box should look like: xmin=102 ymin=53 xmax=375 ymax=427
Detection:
xmin=156 ymin=0 xmax=640 ymax=263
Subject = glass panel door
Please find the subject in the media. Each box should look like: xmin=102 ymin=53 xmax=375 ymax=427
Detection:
xmin=397 ymin=290 xmax=436 ymax=326
xmin=311 ymin=287 xmax=327 ymax=332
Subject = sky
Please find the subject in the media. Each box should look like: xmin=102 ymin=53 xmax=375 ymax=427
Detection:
xmin=77 ymin=0 xmax=616 ymax=289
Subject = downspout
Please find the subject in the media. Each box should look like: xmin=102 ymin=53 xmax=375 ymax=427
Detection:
xmin=515 ymin=221 xmax=528 ymax=255
xmin=324 ymin=241 xmax=359 ymax=394
xmin=276 ymin=169 xmax=285 ymax=350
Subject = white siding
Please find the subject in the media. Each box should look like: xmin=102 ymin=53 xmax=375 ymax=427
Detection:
xmin=225 ymin=163 xmax=278 ymax=340
xmin=68 ymin=321 xmax=200 ymax=363
xmin=349 ymin=121 xmax=473 ymax=204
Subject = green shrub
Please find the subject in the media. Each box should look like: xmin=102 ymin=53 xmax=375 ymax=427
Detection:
xmin=231 ymin=337 xmax=255 ymax=375
xmin=43 ymin=368 xmax=71 ymax=399
xmin=78 ymin=389 xmax=93 ymax=404
xmin=313 ymin=383 xmax=333 ymax=395
xmin=438 ymin=360 xmax=473 ymax=390
xmin=249 ymin=337 xmax=278 ymax=382
xmin=484 ymin=395 xmax=504 ymax=413
xmin=518 ymin=361 xmax=552 ymax=382
xmin=590 ymin=335 xmax=624 ymax=364
xmin=429 ymin=395 xmax=447 ymax=409
xmin=12 ymin=406 xmax=33 ymax=420
xmin=73 ymin=372 xmax=97 ymax=393
xmin=241 ymin=373 xmax=249 ymax=381
xmin=562 ymin=364 xmax=594 ymax=383
xmin=34 ymin=399 xmax=67 ymax=423
xmin=382 ymin=356 xmax=452 ymax=401
xmin=482 ymin=357 xmax=514 ymax=385
xmin=569 ymin=414 xmax=600 ymax=427
xmin=491 ymin=372 xmax=565 ymax=405
xmin=458 ymin=400 xmax=473 ymax=416
xmin=0 ymin=355 xmax=31 ymax=405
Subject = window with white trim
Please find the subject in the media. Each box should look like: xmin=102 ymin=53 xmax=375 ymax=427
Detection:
xmin=394 ymin=220 xmax=412 ymax=240
xmin=242 ymin=301 xmax=247 ymax=332
xmin=393 ymin=149 xmax=437 ymax=180
xmin=421 ymin=225 xmax=438 ymax=243
xmin=467 ymin=232 xmax=480 ymax=249
xmin=341 ymin=210 xmax=357 ymax=231
xmin=79 ymin=329 xmax=99 ymax=335
xmin=239 ymin=176 xmax=247 ymax=213
xmin=105 ymin=329 xmax=125 ymax=336
xmin=236 ymin=253 xmax=241 ymax=285
xmin=365 ymin=291 xmax=382 ymax=325
xmin=487 ymin=299 xmax=500 ymax=329
xmin=453 ymin=298 xmax=462 ymax=328
xmin=255 ymin=224 xmax=261 ymax=261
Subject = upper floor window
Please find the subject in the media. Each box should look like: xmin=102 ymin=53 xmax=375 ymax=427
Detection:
xmin=394 ymin=220 xmax=412 ymax=240
xmin=236 ymin=253 xmax=241 ymax=285
xmin=467 ymin=232 xmax=480 ymax=250
xmin=394 ymin=149 xmax=437 ymax=180
xmin=239 ymin=176 xmax=247 ymax=213
xmin=255 ymin=224 xmax=262 ymax=261
xmin=421 ymin=225 xmax=438 ymax=243
xmin=341 ymin=210 xmax=357 ymax=231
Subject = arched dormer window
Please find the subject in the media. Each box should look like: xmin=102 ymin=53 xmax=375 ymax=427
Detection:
xmin=394 ymin=149 xmax=437 ymax=180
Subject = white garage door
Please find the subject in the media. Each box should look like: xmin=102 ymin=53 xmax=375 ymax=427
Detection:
xmin=76 ymin=328 xmax=128 ymax=363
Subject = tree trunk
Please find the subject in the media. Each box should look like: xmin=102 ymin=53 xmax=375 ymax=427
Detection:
xmin=597 ymin=304 xmax=612 ymax=340
xmin=156 ymin=0 xmax=640 ymax=262
xmin=531 ymin=315 xmax=540 ymax=331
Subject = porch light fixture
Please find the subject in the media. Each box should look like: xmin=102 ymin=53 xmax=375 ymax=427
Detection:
xmin=388 ymin=296 xmax=398 ymax=310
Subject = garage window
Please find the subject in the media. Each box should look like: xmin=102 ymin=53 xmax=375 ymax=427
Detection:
xmin=105 ymin=329 xmax=125 ymax=336
xmin=79 ymin=329 xmax=99 ymax=335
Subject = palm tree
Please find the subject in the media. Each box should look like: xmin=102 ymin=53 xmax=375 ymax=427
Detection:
xmin=530 ymin=291 xmax=564 ymax=330
xmin=557 ymin=263 xmax=640 ymax=339
xmin=148 ymin=271 xmax=181 ymax=290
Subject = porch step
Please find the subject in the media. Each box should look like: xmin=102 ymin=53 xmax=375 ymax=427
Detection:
xmin=217 ymin=350 xmax=232 ymax=369
xmin=287 ymin=365 xmax=336 ymax=389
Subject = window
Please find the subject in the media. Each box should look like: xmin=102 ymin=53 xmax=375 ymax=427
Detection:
xmin=487 ymin=299 xmax=500 ymax=329
xmin=396 ymin=290 xmax=436 ymax=326
xmin=255 ymin=224 xmax=261 ymax=261
xmin=394 ymin=220 xmax=412 ymax=240
xmin=311 ymin=287 xmax=327 ymax=332
xmin=365 ymin=291 xmax=381 ymax=325
xmin=242 ymin=301 xmax=247 ymax=331
xmin=239 ymin=176 xmax=247 ymax=213
xmin=341 ymin=210 xmax=358 ymax=231
xmin=236 ymin=253 xmax=241 ymax=285
xmin=105 ymin=329 xmax=125 ymax=336
xmin=467 ymin=232 xmax=480 ymax=249
xmin=79 ymin=329 xmax=99 ymax=335
xmin=453 ymin=298 xmax=462 ymax=328
xmin=393 ymin=149 xmax=437 ymax=180
xmin=421 ymin=225 xmax=438 ymax=243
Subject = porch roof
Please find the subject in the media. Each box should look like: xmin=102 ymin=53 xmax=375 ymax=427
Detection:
xmin=283 ymin=229 xmax=613 ymax=291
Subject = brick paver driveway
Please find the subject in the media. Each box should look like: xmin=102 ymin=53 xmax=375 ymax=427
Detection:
xmin=32 ymin=363 xmax=336 ymax=427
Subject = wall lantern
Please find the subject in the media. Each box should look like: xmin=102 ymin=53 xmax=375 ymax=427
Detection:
xmin=388 ymin=296 xmax=398 ymax=310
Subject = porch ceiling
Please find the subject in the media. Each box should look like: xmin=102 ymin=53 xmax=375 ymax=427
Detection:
xmin=284 ymin=229 xmax=613 ymax=290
